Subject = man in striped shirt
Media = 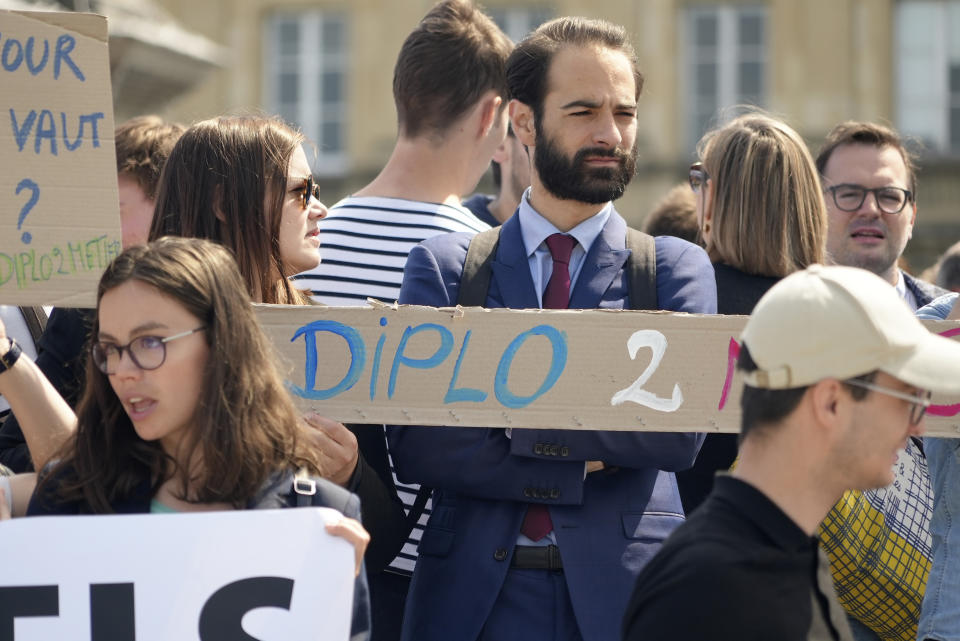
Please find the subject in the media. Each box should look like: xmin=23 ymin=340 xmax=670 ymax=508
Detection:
xmin=294 ymin=2 xmax=513 ymax=640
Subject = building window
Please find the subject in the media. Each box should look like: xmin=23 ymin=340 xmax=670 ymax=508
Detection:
xmin=488 ymin=6 xmax=552 ymax=43
xmin=263 ymin=12 xmax=347 ymax=175
xmin=682 ymin=5 xmax=767 ymax=151
xmin=896 ymin=1 xmax=960 ymax=154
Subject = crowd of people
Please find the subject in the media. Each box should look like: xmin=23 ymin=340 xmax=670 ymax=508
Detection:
xmin=1 ymin=1 xmax=959 ymax=640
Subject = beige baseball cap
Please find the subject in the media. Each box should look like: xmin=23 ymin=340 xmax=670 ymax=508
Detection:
xmin=740 ymin=264 xmax=960 ymax=393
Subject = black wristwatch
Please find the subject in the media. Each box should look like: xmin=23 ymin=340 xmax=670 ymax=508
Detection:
xmin=0 ymin=338 xmax=22 ymax=374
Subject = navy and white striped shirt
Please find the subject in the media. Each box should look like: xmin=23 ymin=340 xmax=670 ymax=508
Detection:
xmin=294 ymin=195 xmax=489 ymax=574
xmin=295 ymin=195 xmax=490 ymax=306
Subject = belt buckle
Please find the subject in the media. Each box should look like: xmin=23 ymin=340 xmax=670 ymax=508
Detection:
xmin=547 ymin=544 xmax=562 ymax=572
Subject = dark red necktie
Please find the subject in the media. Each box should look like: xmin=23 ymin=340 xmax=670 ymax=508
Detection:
xmin=520 ymin=233 xmax=577 ymax=541
xmin=542 ymin=233 xmax=577 ymax=309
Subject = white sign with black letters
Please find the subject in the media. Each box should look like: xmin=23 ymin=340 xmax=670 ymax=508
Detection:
xmin=0 ymin=508 xmax=354 ymax=641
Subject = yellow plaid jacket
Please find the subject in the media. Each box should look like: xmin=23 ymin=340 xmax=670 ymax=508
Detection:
xmin=819 ymin=437 xmax=932 ymax=641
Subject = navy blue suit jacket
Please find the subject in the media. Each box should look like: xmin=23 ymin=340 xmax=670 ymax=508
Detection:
xmin=387 ymin=211 xmax=716 ymax=641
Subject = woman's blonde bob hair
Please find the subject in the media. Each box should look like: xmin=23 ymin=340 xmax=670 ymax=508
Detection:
xmin=698 ymin=112 xmax=827 ymax=278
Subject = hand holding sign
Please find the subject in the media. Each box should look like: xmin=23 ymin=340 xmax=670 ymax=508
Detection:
xmin=303 ymin=412 xmax=360 ymax=486
xmin=326 ymin=516 xmax=371 ymax=577
xmin=0 ymin=486 xmax=10 ymax=521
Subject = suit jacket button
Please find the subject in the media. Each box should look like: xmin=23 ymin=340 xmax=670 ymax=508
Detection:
xmin=523 ymin=487 xmax=533 ymax=498
xmin=494 ymin=548 xmax=508 ymax=561
xmin=534 ymin=444 xmax=544 ymax=455
xmin=550 ymin=488 xmax=559 ymax=499
xmin=560 ymin=446 xmax=569 ymax=457
xmin=549 ymin=445 xmax=559 ymax=456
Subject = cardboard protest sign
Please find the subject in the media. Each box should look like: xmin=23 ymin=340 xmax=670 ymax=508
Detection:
xmin=257 ymin=304 xmax=960 ymax=438
xmin=0 ymin=508 xmax=355 ymax=641
xmin=0 ymin=10 xmax=121 ymax=307
xmin=260 ymin=304 xmax=734 ymax=433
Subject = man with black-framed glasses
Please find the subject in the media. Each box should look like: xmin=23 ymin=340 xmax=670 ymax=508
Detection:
xmin=624 ymin=265 xmax=960 ymax=641
xmin=812 ymin=122 xmax=948 ymax=641
xmin=816 ymin=121 xmax=946 ymax=309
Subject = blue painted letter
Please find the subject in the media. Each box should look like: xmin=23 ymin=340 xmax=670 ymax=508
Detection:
xmin=80 ymin=112 xmax=104 ymax=148
xmin=9 ymin=109 xmax=36 ymax=152
xmin=289 ymin=321 xmax=366 ymax=400
xmin=494 ymin=325 xmax=567 ymax=409
xmin=34 ymin=110 xmax=56 ymax=155
xmin=1 ymin=37 xmax=23 ymax=71
xmin=388 ymin=323 xmax=454 ymax=399
xmin=369 ymin=317 xmax=388 ymax=400
xmin=444 ymin=330 xmax=487 ymax=404
xmin=54 ymin=34 xmax=84 ymax=81
xmin=25 ymin=37 xmax=48 ymax=75
xmin=61 ymin=112 xmax=82 ymax=151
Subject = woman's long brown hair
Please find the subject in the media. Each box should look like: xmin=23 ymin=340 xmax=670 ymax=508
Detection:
xmin=39 ymin=237 xmax=322 ymax=512
xmin=149 ymin=115 xmax=310 ymax=305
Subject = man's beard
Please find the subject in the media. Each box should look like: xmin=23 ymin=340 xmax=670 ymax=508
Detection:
xmin=533 ymin=126 xmax=638 ymax=204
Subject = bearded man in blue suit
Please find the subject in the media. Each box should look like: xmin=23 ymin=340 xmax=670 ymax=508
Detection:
xmin=388 ymin=16 xmax=717 ymax=641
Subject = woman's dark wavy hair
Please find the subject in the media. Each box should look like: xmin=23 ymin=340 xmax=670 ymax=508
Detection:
xmin=40 ymin=237 xmax=322 ymax=512
xmin=149 ymin=115 xmax=308 ymax=305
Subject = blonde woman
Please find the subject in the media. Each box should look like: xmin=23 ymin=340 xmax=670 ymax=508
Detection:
xmin=678 ymin=112 xmax=827 ymax=513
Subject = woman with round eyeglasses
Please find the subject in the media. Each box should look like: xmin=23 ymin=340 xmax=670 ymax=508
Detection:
xmin=676 ymin=112 xmax=828 ymax=514
xmin=4 ymin=237 xmax=370 ymax=639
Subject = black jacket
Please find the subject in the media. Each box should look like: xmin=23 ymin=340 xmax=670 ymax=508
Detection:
xmin=676 ymin=262 xmax=780 ymax=514
xmin=0 ymin=307 xmax=93 ymax=472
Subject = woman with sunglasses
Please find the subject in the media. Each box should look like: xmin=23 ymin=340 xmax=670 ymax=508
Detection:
xmin=676 ymin=112 xmax=827 ymax=514
xmin=150 ymin=115 xmax=327 ymax=305
xmin=13 ymin=237 xmax=370 ymax=639
xmin=148 ymin=115 xmax=409 ymax=578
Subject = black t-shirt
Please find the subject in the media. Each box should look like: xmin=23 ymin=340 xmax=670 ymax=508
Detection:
xmin=622 ymin=475 xmax=851 ymax=641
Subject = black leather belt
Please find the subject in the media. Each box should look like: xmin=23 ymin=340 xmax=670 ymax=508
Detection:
xmin=511 ymin=544 xmax=563 ymax=571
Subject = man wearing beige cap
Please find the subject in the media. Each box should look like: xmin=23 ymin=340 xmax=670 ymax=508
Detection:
xmin=622 ymin=264 xmax=960 ymax=641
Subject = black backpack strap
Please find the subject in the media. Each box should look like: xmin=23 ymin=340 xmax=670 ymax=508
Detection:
xmin=625 ymin=228 xmax=658 ymax=310
xmin=18 ymin=306 xmax=47 ymax=346
xmin=406 ymin=485 xmax=432 ymax=531
xmin=457 ymin=227 xmax=502 ymax=306
xmin=405 ymin=229 xmax=503 ymax=531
